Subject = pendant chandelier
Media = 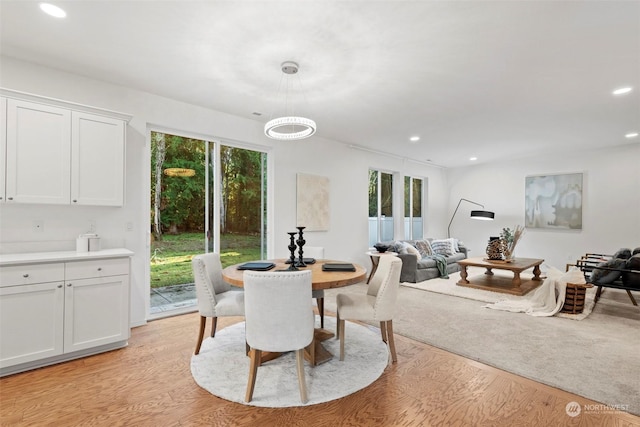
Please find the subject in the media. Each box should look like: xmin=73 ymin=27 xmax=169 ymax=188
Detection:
xmin=264 ymin=61 xmax=316 ymax=141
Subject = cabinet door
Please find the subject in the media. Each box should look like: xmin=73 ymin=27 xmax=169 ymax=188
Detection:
xmin=64 ymin=275 xmax=129 ymax=353
xmin=0 ymin=97 xmax=6 ymax=202
xmin=71 ymin=112 xmax=125 ymax=206
xmin=6 ymin=100 xmax=71 ymax=204
xmin=0 ymin=282 xmax=65 ymax=368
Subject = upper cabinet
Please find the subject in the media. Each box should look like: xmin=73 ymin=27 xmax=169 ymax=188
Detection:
xmin=0 ymin=89 xmax=131 ymax=206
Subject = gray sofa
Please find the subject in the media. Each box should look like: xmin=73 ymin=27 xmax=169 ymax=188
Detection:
xmin=380 ymin=238 xmax=468 ymax=283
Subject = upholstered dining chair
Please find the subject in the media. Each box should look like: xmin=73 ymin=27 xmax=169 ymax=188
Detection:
xmin=192 ymin=253 xmax=245 ymax=355
xmin=243 ymin=270 xmax=314 ymax=403
xmin=335 ymin=256 xmax=403 ymax=363
xmin=304 ymin=246 xmax=326 ymax=328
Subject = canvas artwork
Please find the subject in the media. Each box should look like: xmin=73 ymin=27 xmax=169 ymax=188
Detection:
xmin=296 ymin=173 xmax=330 ymax=231
xmin=525 ymin=173 xmax=583 ymax=230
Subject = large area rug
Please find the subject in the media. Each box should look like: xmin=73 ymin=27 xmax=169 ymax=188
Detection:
xmin=191 ymin=316 xmax=388 ymax=407
xmin=324 ymin=273 xmax=640 ymax=416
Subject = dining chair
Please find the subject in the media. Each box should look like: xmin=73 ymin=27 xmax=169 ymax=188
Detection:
xmin=335 ymin=256 xmax=403 ymax=363
xmin=192 ymin=253 xmax=245 ymax=355
xmin=243 ymin=269 xmax=314 ymax=403
xmin=304 ymin=246 xmax=326 ymax=328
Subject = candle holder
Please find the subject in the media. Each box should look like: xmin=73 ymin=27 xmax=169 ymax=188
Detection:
xmin=296 ymin=226 xmax=306 ymax=267
xmin=286 ymin=232 xmax=299 ymax=271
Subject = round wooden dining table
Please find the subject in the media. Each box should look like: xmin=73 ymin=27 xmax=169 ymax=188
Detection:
xmin=221 ymin=259 xmax=366 ymax=365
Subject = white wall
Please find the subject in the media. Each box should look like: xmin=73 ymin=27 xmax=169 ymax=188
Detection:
xmin=0 ymin=57 xmax=448 ymax=326
xmin=446 ymin=144 xmax=640 ymax=270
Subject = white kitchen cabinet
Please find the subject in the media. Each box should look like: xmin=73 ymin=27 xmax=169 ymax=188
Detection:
xmin=71 ymin=112 xmax=125 ymax=206
xmin=5 ymin=99 xmax=71 ymax=204
xmin=0 ymin=250 xmax=132 ymax=376
xmin=0 ymin=263 xmax=65 ymax=368
xmin=0 ymin=89 xmax=131 ymax=206
xmin=64 ymin=259 xmax=130 ymax=352
xmin=0 ymin=97 xmax=6 ymax=202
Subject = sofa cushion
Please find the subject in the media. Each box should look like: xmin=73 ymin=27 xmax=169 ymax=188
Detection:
xmin=589 ymin=258 xmax=626 ymax=284
xmin=431 ymin=239 xmax=455 ymax=256
xmin=622 ymin=254 xmax=640 ymax=289
xmin=414 ymin=240 xmax=433 ymax=257
xmin=613 ymin=248 xmax=632 ymax=260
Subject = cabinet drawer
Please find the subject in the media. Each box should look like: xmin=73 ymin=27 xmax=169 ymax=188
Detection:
xmin=65 ymin=258 xmax=129 ymax=280
xmin=0 ymin=263 xmax=65 ymax=287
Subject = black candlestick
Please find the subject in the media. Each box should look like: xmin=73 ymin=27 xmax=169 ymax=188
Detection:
xmin=286 ymin=232 xmax=299 ymax=271
xmin=296 ymin=226 xmax=306 ymax=267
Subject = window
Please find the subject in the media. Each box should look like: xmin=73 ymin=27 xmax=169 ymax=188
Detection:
xmin=368 ymin=169 xmax=394 ymax=246
xmin=404 ymin=176 xmax=424 ymax=240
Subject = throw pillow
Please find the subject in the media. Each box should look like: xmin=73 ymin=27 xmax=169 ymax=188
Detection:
xmin=613 ymin=248 xmax=632 ymax=260
xmin=404 ymin=242 xmax=421 ymax=259
xmin=589 ymin=258 xmax=626 ymax=284
xmin=447 ymin=238 xmax=459 ymax=253
xmin=431 ymin=239 xmax=454 ymax=257
xmin=414 ymin=240 xmax=432 ymax=258
xmin=622 ymin=254 xmax=640 ymax=289
xmin=633 ymin=247 xmax=640 ymax=256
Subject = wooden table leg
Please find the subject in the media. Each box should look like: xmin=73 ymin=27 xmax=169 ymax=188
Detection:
xmin=367 ymin=256 xmax=379 ymax=284
xmin=458 ymin=265 xmax=469 ymax=284
xmin=512 ymin=272 xmax=522 ymax=288
xmin=484 ymin=267 xmax=494 ymax=276
xmin=532 ymin=264 xmax=542 ymax=281
xmin=304 ymin=328 xmax=334 ymax=365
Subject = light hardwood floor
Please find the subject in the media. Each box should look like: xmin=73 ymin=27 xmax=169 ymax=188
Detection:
xmin=1 ymin=311 xmax=638 ymax=427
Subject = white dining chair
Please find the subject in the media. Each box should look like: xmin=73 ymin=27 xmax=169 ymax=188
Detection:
xmin=335 ymin=256 xmax=403 ymax=363
xmin=243 ymin=269 xmax=314 ymax=403
xmin=304 ymin=246 xmax=326 ymax=328
xmin=192 ymin=253 xmax=245 ymax=355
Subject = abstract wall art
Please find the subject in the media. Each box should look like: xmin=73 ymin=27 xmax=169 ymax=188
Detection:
xmin=296 ymin=173 xmax=330 ymax=231
xmin=525 ymin=173 xmax=583 ymax=230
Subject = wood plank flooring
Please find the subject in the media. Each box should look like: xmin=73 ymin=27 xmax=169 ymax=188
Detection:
xmin=1 ymin=311 xmax=639 ymax=427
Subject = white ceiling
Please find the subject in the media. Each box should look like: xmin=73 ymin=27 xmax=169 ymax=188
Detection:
xmin=1 ymin=0 xmax=639 ymax=168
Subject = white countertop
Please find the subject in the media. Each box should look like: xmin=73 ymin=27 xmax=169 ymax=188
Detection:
xmin=0 ymin=248 xmax=134 ymax=266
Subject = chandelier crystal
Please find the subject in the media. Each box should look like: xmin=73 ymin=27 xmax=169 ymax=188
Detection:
xmin=264 ymin=61 xmax=316 ymax=141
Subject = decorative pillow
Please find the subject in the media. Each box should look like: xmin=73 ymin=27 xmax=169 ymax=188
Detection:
xmin=632 ymin=247 xmax=640 ymax=256
xmin=404 ymin=242 xmax=421 ymax=259
xmin=430 ymin=239 xmax=455 ymax=257
xmin=414 ymin=240 xmax=432 ymax=258
xmin=622 ymin=254 xmax=640 ymax=289
xmin=447 ymin=238 xmax=460 ymax=253
xmin=589 ymin=258 xmax=626 ymax=284
xmin=613 ymin=248 xmax=632 ymax=260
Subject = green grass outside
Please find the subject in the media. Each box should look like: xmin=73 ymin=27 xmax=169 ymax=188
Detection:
xmin=150 ymin=232 xmax=261 ymax=288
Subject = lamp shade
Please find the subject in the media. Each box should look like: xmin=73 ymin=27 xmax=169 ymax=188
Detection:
xmin=470 ymin=210 xmax=495 ymax=220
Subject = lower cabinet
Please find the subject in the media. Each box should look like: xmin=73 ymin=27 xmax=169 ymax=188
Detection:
xmin=0 ymin=256 xmax=130 ymax=376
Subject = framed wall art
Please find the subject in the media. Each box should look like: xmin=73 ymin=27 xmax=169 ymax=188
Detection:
xmin=525 ymin=172 xmax=583 ymax=230
xmin=296 ymin=173 xmax=330 ymax=231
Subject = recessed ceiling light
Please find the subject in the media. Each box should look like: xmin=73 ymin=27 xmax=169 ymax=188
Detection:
xmin=409 ymin=136 xmax=420 ymax=142
xmin=40 ymin=3 xmax=66 ymax=18
xmin=612 ymin=87 xmax=632 ymax=95
xmin=625 ymin=132 xmax=639 ymax=138
xmin=469 ymin=157 xmax=477 ymax=161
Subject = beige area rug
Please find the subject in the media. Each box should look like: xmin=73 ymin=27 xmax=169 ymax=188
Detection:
xmin=401 ymin=267 xmax=597 ymax=320
xmin=191 ymin=316 xmax=389 ymax=407
xmin=324 ymin=279 xmax=640 ymax=416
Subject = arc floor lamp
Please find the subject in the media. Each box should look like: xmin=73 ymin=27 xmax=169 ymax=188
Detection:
xmin=447 ymin=198 xmax=495 ymax=238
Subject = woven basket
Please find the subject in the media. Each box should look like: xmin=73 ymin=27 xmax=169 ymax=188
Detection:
xmin=561 ymin=282 xmax=593 ymax=314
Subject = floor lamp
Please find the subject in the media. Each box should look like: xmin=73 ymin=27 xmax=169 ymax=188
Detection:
xmin=447 ymin=198 xmax=495 ymax=238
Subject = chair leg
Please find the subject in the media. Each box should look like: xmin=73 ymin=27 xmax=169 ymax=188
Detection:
xmin=385 ymin=320 xmax=398 ymax=363
xmin=245 ymin=348 xmax=261 ymax=403
xmin=295 ymin=349 xmax=308 ymax=404
xmin=194 ymin=316 xmax=206 ymax=355
xmin=210 ymin=317 xmax=218 ymax=338
xmin=339 ymin=319 xmax=346 ymax=361
xmin=336 ymin=312 xmax=340 ymax=339
xmin=380 ymin=321 xmax=388 ymax=343
xmin=626 ymin=290 xmax=638 ymax=306
xmin=316 ymin=297 xmax=325 ymax=329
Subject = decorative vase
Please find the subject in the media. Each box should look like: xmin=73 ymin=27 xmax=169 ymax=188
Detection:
xmin=486 ymin=237 xmax=505 ymax=261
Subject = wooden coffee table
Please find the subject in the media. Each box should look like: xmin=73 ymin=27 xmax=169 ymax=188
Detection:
xmin=457 ymin=257 xmax=544 ymax=296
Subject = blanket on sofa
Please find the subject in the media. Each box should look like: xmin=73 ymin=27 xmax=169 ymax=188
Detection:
xmin=427 ymin=254 xmax=449 ymax=279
